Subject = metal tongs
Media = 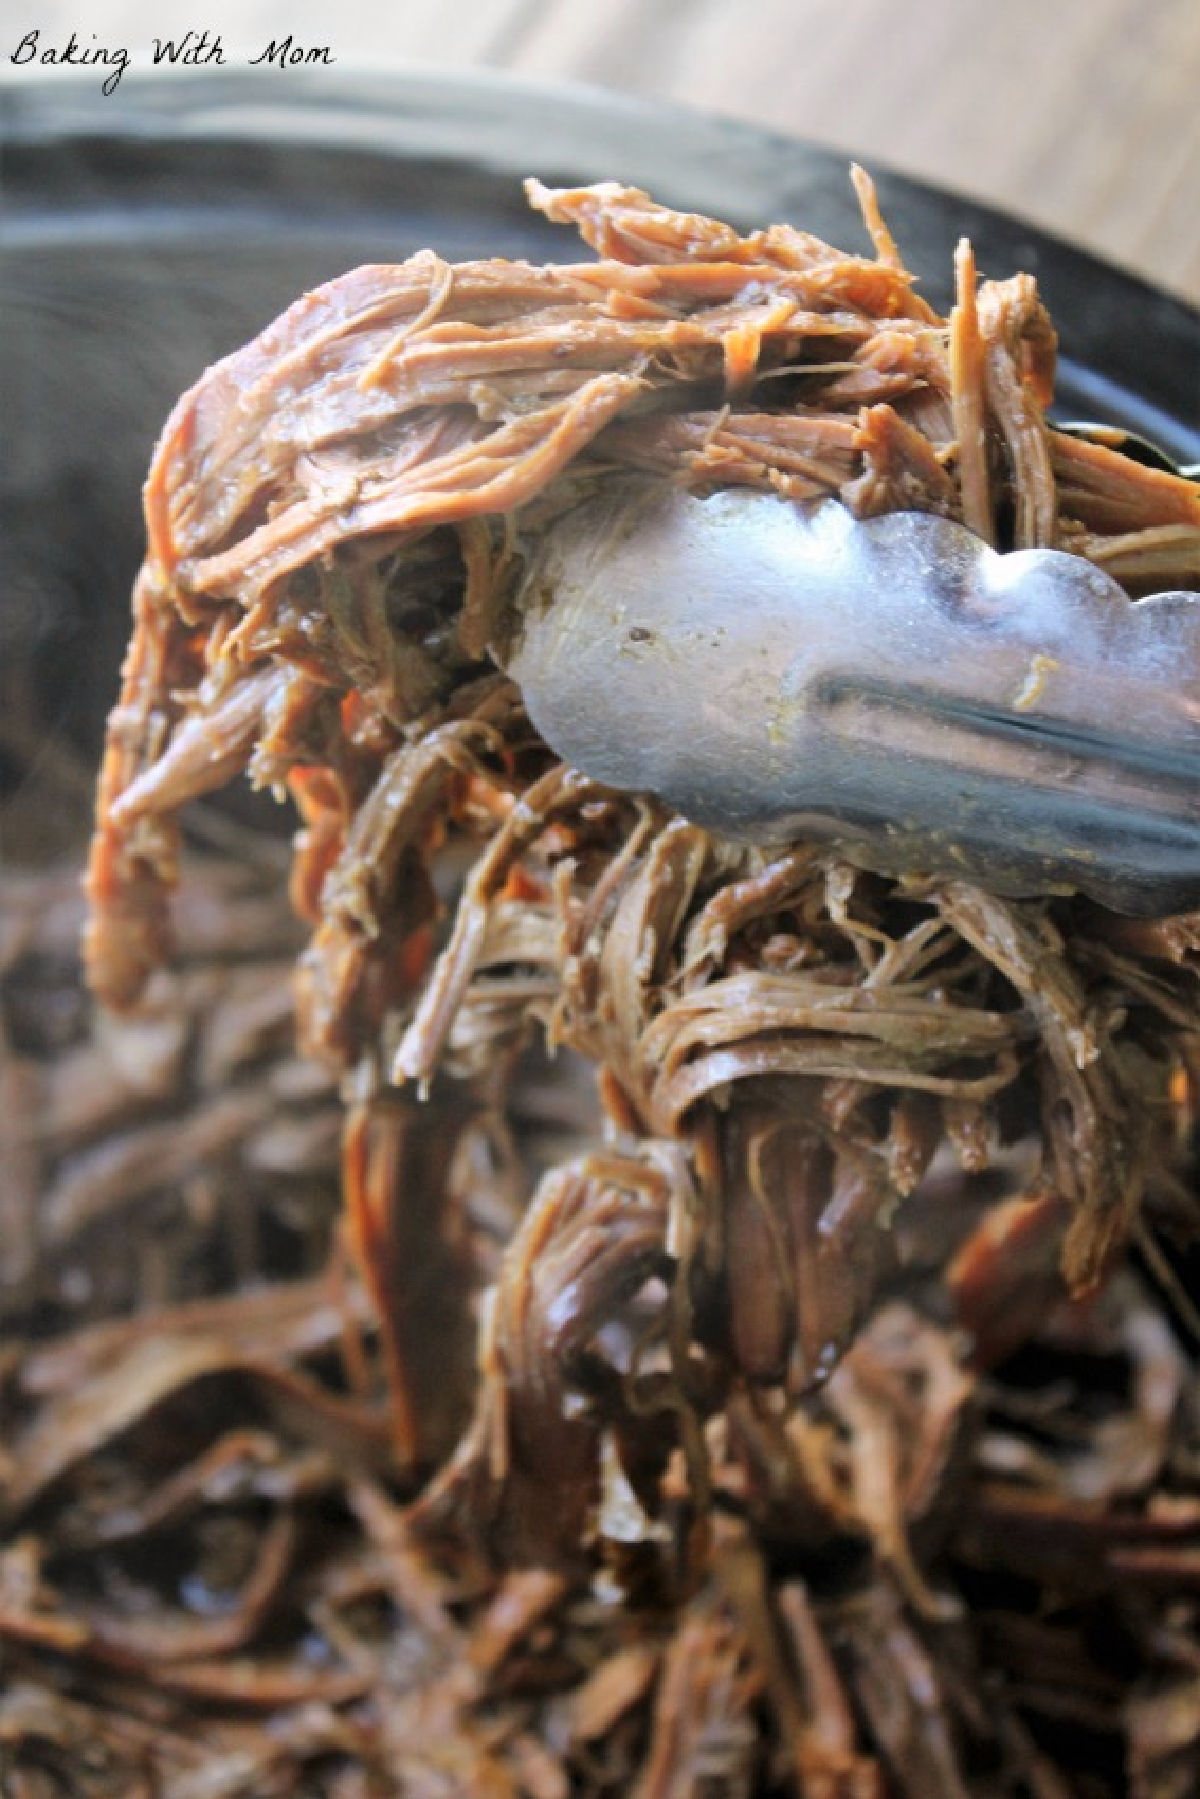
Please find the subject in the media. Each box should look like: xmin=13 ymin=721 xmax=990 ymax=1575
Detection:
xmin=506 ymin=450 xmax=1200 ymax=916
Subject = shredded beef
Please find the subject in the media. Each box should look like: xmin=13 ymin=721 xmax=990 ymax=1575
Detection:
xmin=3 ymin=170 xmax=1198 ymax=1795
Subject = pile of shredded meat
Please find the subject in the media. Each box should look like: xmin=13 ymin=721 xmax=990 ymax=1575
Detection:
xmin=3 ymin=173 xmax=1200 ymax=1794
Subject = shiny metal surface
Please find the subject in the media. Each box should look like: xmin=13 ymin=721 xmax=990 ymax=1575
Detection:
xmin=509 ymin=485 xmax=1200 ymax=913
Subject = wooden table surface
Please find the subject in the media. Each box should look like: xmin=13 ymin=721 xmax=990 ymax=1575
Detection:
xmin=11 ymin=0 xmax=1200 ymax=304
